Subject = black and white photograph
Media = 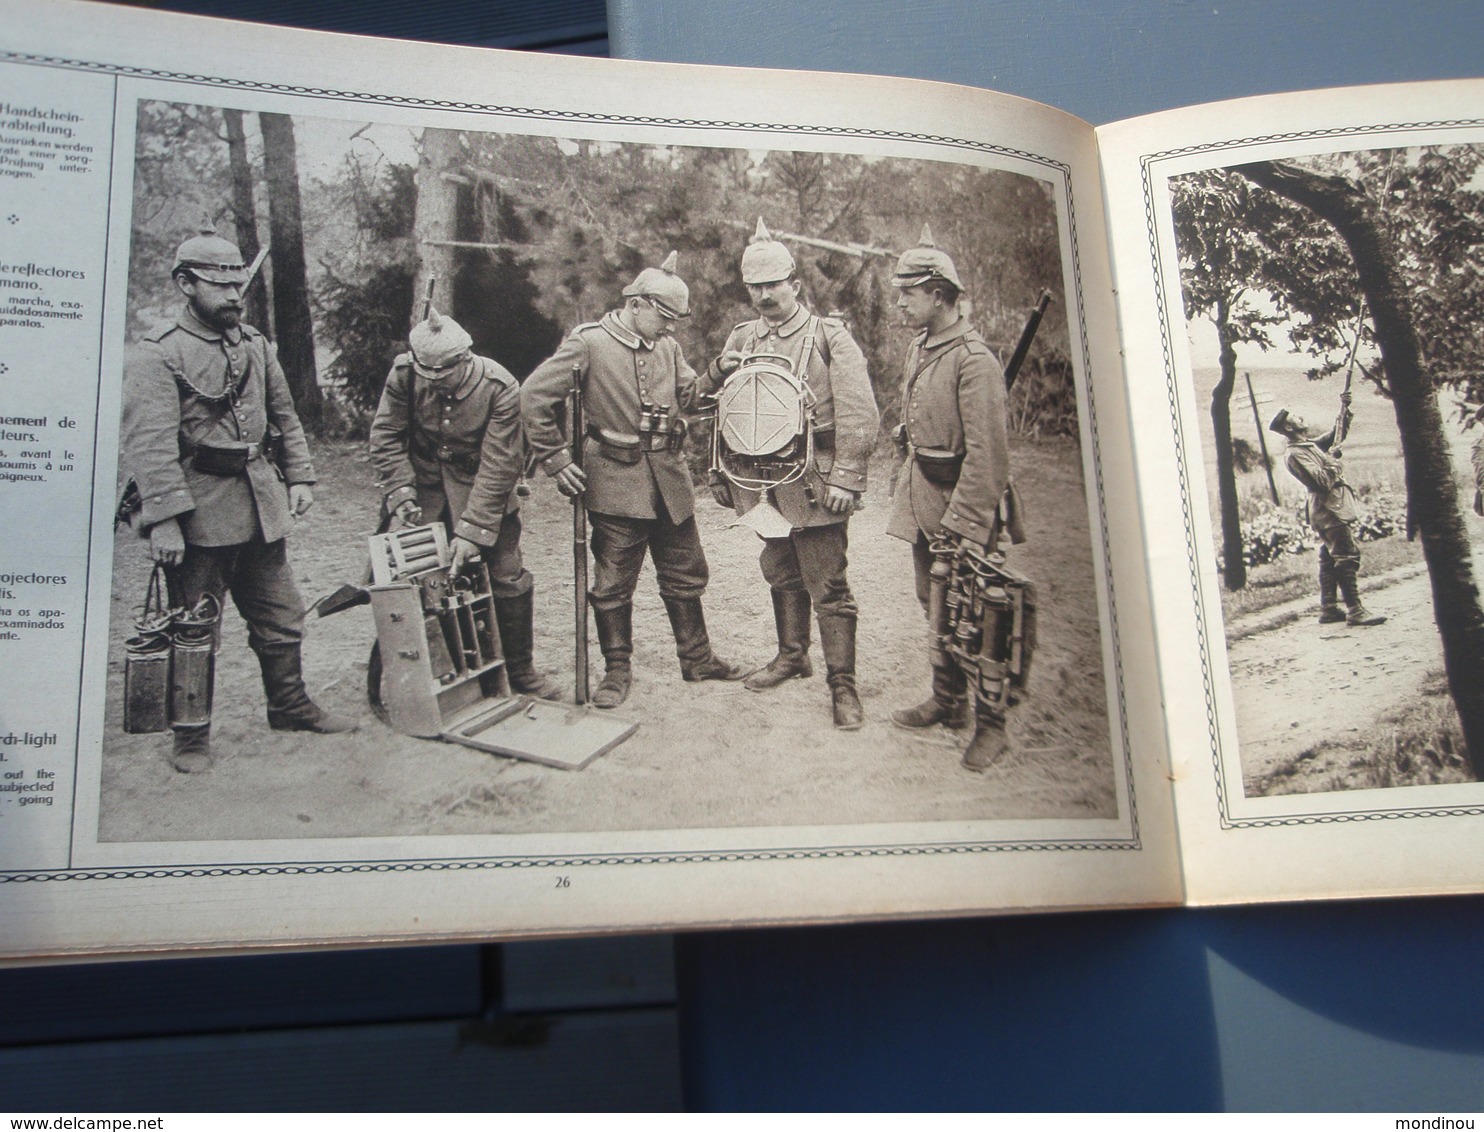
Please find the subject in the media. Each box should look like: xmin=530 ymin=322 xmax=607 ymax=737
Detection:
xmin=99 ymin=97 xmax=1115 ymax=843
xmin=1167 ymin=145 xmax=1484 ymax=799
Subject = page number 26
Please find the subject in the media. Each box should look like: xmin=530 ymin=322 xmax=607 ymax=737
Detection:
xmin=554 ymin=875 xmax=571 ymax=888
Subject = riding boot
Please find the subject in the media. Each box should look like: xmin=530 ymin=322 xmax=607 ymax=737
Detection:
xmin=817 ymin=613 xmax=864 ymax=731
xmin=892 ymin=663 xmax=969 ymax=730
xmin=494 ymin=590 xmax=560 ymax=698
xmin=592 ymin=603 xmax=634 ymax=709
xmin=256 ymin=642 xmax=359 ymax=733
xmin=170 ymin=724 xmax=212 ymax=773
xmin=1317 ymin=556 xmax=1345 ymax=624
xmin=663 ymin=596 xmax=747 ymax=682
xmin=1336 ymin=560 xmax=1386 ymax=627
xmin=745 ymin=589 xmax=813 ymax=691
xmin=961 ymin=702 xmax=1011 ymax=772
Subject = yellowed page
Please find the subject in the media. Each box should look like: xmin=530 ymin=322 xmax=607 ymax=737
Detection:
xmin=1100 ymin=79 xmax=1484 ymax=906
xmin=0 ymin=0 xmax=1175 ymax=959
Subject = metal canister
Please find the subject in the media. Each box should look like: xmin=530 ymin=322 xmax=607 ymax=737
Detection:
xmin=123 ymin=632 xmax=172 ymax=733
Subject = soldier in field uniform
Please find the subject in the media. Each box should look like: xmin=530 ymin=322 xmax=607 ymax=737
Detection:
xmin=1269 ymin=396 xmax=1385 ymax=628
xmin=519 ymin=251 xmax=745 ymax=708
xmin=702 ymin=219 xmax=881 ymax=731
xmin=885 ymin=229 xmax=1015 ymax=771
xmin=121 ymin=233 xmax=354 ymax=773
xmin=369 ymin=307 xmax=555 ymax=697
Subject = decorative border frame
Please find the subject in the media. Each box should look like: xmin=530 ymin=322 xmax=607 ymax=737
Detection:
xmin=0 ymin=48 xmax=1139 ymax=882
xmin=1139 ymin=120 xmax=1484 ymax=830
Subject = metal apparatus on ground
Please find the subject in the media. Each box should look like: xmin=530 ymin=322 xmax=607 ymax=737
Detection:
xmin=927 ymin=537 xmax=1037 ymax=711
xmin=709 ymin=350 xmax=816 ymax=538
xmin=367 ymin=523 xmax=635 ymax=770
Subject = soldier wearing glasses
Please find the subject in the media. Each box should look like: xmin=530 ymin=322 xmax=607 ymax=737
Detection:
xmin=369 ymin=307 xmax=556 ymax=697
xmin=121 ymin=232 xmax=354 ymax=773
xmin=519 ymin=251 xmax=745 ymax=708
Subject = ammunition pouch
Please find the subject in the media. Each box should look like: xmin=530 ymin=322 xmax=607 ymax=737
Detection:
xmin=187 ymin=441 xmax=254 ymax=476
xmin=913 ymin=447 xmax=964 ymax=486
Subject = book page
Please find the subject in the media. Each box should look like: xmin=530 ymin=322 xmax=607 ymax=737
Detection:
xmin=0 ymin=0 xmax=1175 ymax=959
xmin=1099 ymin=79 xmax=1484 ymax=905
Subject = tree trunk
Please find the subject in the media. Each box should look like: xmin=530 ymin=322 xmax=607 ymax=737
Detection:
xmin=411 ymin=127 xmax=463 ymax=326
xmin=1212 ymin=296 xmax=1247 ymax=589
xmin=259 ymin=112 xmax=323 ymax=433
xmin=221 ymin=109 xmax=269 ymax=334
xmin=1237 ymin=159 xmax=1484 ymax=777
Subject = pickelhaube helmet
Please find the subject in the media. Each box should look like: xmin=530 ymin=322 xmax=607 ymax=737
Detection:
xmin=621 ymin=250 xmax=690 ymax=318
xmin=740 ymin=218 xmax=796 ymax=285
xmin=408 ymin=307 xmax=473 ymax=375
xmin=172 ymin=231 xmax=250 ymax=285
xmin=891 ymin=224 xmax=965 ymax=292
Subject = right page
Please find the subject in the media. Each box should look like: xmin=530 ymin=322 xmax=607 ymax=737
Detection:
xmin=1098 ymin=79 xmax=1484 ymax=906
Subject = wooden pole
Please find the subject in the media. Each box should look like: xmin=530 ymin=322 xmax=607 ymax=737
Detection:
xmin=1245 ymin=372 xmax=1281 ymax=505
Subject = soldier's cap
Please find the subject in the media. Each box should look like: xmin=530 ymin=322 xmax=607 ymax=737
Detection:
xmin=891 ymin=224 xmax=964 ymax=292
xmin=172 ymin=232 xmax=250 ymax=285
xmin=740 ymin=217 xmax=797 ymax=285
xmin=622 ymin=250 xmax=690 ymax=318
xmin=1268 ymin=408 xmax=1293 ymax=435
xmin=408 ymin=307 xmax=473 ymax=373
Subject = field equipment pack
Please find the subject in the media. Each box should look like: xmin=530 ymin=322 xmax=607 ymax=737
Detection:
xmin=927 ymin=537 xmax=1036 ymax=712
xmin=365 ymin=524 xmax=634 ymax=770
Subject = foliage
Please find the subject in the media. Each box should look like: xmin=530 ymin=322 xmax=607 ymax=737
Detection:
xmin=1233 ymin=492 xmax=1407 ymax=568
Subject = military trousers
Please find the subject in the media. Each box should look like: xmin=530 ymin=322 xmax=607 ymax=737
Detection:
xmin=424 ymin=499 xmax=533 ymax=599
xmin=587 ymin=511 xmax=709 ymax=612
xmin=178 ymin=537 xmax=306 ymax=652
xmin=1315 ymin=518 xmax=1361 ymax=570
xmin=759 ymin=521 xmax=857 ymax=619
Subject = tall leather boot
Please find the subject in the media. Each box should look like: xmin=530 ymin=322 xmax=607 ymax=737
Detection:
xmin=961 ymin=702 xmax=1010 ymax=772
xmin=1317 ymin=555 xmax=1345 ymax=624
xmin=494 ymin=590 xmax=560 ymax=699
xmin=171 ymin=724 xmax=212 ymax=774
xmin=817 ymin=613 xmax=864 ymax=731
xmin=892 ymin=663 xmax=969 ymax=730
xmin=256 ymin=643 xmax=358 ymax=733
xmin=745 ymin=589 xmax=813 ymax=691
xmin=663 ymin=597 xmax=747 ymax=682
xmin=592 ymin=603 xmax=634 ymax=709
xmin=1336 ymin=560 xmax=1386 ymax=627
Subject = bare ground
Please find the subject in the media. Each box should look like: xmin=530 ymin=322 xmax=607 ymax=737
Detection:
xmin=98 ymin=437 xmax=1115 ymax=843
xmin=1227 ymin=554 xmax=1479 ymax=796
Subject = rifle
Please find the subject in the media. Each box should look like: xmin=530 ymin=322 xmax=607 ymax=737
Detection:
xmin=570 ymin=363 xmax=590 ymax=705
xmin=1003 ymin=288 xmax=1054 ymax=391
xmin=421 ymin=275 xmax=436 ymax=321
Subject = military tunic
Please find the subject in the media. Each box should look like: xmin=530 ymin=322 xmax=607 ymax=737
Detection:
xmin=120 ymin=304 xmax=316 ymax=649
xmin=702 ymin=304 xmax=880 ymax=529
xmin=521 ymin=311 xmax=711 ymax=610
xmin=1285 ymin=429 xmax=1360 ymax=567
xmin=122 ymin=305 xmax=314 ymax=545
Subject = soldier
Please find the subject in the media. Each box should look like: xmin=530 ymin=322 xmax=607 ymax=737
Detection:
xmin=370 ymin=308 xmax=556 ymax=697
xmin=1269 ymin=398 xmax=1386 ymax=627
xmin=884 ymin=229 xmax=1015 ymax=771
xmin=520 ymin=251 xmax=745 ymax=708
xmin=121 ymin=233 xmax=355 ymax=773
xmin=703 ymin=219 xmax=881 ymax=730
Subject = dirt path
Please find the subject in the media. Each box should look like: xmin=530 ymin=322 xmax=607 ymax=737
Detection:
xmin=98 ymin=437 xmax=1116 ymax=845
xmin=1226 ymin=560 xmax=1447 ymax=792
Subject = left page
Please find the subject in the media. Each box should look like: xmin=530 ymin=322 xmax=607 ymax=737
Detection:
xmin=0 ymin=0 xmax=1174 ymax=959
xmin=1100 ymin=78 xmax=1484 ymax=906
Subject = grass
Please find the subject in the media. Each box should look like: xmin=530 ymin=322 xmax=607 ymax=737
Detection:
xmin=1218 ymin=533 xmax=1425 ymax=625
xmin=1250 ymin=672 xmax=1475 ymax=795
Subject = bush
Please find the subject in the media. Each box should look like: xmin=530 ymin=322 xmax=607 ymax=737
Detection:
xmin=1236 ymin=491 xmax=1407 ymax=567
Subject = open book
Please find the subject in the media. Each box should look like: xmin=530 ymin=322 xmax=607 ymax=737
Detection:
xmin=3 ymin=0 xmax=1481 ymax=961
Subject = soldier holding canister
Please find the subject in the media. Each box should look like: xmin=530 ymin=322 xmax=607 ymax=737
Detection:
xmin=702 ymin=219 xmax=881 ymax=731
xmin=886 ymin=228 xmax=1018 ymax=771
xmin=369 ymin=307 xmax=556 ymax=698
xmin=121 ymin=232 xmax=355 ymax=773
xmin=519 ymin=251 xmax=745 ymax=708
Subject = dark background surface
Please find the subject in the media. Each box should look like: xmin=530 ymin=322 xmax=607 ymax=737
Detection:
xmin=5 ymin=0 xmax=1484 ymax=1112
